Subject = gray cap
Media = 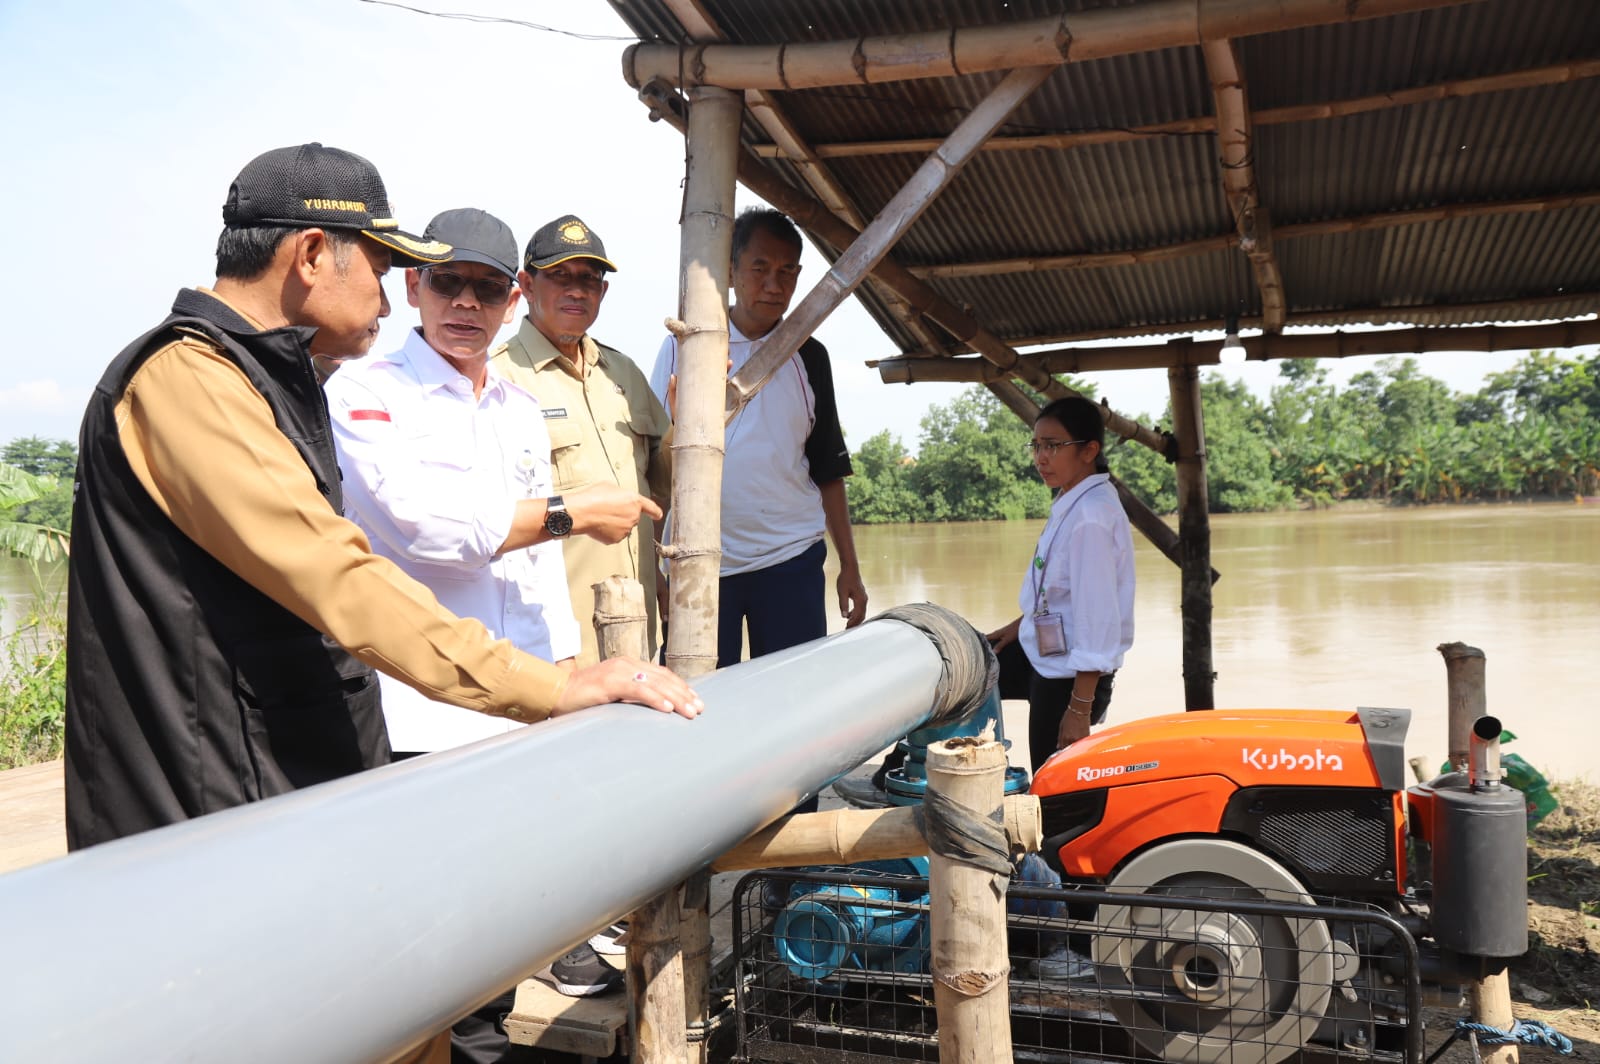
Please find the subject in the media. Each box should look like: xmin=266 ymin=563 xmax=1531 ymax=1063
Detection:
xmin=422 ymin=208 xmax=518 ymax=279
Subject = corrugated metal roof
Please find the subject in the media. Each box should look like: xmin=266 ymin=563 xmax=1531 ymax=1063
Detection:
xmin=610 ymin=0 xmax=1600 ymax=363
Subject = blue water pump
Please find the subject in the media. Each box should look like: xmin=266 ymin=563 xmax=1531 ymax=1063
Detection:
xmin=882 ymin=687 xmax=1031 ymax=805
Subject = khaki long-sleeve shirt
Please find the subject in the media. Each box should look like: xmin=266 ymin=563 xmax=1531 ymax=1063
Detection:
xmin=491 ymin=319 xmax=671 ymax=667
xmin=117 ymin=292 xmax=570 ymax=719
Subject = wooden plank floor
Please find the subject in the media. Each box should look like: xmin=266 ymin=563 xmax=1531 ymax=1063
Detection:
xmin=0 ymin=759 xmax=66 ymax=876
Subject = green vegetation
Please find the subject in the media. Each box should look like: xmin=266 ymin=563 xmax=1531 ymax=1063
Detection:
xmin=847 ymin=350 xmax=1600 ymax=521
xmin=1 ymin=438 xmax=74 ymax=768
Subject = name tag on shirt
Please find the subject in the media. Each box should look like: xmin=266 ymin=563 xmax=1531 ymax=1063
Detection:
xmin=542 ymin=408 xmax=567 ymax=419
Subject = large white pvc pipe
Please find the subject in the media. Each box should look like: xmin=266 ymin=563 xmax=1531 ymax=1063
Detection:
xmin=0 ymin=610 xmax=979 ymax=1063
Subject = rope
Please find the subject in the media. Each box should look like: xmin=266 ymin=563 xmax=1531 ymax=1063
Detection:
xmin=1426 ymin=1018 xmax=1575 ymax=1063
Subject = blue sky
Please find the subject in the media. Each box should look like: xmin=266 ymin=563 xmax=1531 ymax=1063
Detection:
xmin=0 ymin=1 xmax=1572 ymax=455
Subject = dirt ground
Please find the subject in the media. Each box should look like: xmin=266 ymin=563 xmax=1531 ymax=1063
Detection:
xmin=1428 ymin=779 xmax=1600 ymax=1064
xmin=1508 ymin=780 xmax=1600 ymax=1059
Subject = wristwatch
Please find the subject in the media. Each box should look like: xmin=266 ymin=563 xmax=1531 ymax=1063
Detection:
xmin=544 ymin=495 xmax=573 ymax=538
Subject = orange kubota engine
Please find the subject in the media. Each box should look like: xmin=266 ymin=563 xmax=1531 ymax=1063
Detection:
xmin=1026 ymin=707 xmax=1528 ymax=1064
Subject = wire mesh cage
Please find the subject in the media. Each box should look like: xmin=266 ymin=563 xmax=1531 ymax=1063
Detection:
xmin=730 ymin=867 xmax=1425 ymax=1064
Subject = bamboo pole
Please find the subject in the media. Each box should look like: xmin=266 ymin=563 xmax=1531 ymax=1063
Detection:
xmin=635 ymin=82 xmax=1173 ymax=460
xmin=926 ymin=738 xmax=1014 ymax=1064
xmin=1203 ymin=37 xmax=1286 ymax=332
xmin=1168 ymin=365 xmax=1216 ymax=710
xmin=750 ymin=59 xmax=1600 ymax=160
xmin=710 ymin=795 xmax=1042 ymax=873
xmin=723 ymin=65 xmax=1055 ymax=424
xmin=874 ymin=317 xmax=1600 ymax=378
xmin=1438 ymin=642 xmax=1486 ymax=773
xmin=593 ymin=576 xmax=647 ymax=662
xmin=624 ymin=0 xmax=1475 ymax=91
xmin=638 ymin=82 xmax=743 ymax=1064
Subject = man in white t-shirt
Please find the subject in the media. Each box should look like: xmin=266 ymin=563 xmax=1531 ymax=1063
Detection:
xmin=653 ymin=210 xmax=867 ymax=810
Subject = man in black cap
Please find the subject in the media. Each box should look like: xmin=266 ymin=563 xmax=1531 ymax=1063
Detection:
xmin=65 ymin=147 xmax=700 ymax=857
xmin=492 ymin=215 xmax=672 ymax=669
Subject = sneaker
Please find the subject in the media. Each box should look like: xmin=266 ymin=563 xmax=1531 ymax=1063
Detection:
xmin=1033 ymin=944 xmax=1096 ymax=982
xmin=832 ymin=775 xmax=892 ymax=809
xmin=588 ymin=921 xmax=629 ymax=956
xmin=551 ymin=943 xmax=624 ymax=997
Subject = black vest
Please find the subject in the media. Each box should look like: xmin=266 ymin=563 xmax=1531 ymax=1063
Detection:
xmin=64 ymin=289 xmax=389 ymax=850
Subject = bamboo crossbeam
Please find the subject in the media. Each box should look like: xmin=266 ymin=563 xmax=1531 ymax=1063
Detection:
xmin=634 ymin=81 xmax=1178 ymax=461
xmin=724 ymin=65 xmax=1056 ymax=422
xmin=1203 ymin=38 xmax=1285 ymax=331
xmin=1001 ymin=289 xmax=1600 ymax=350
xmin=710 ymin=795 xmax=1042 ymax=873
xmin=909 ymin=191 xmax=1600 ymax=281
xmin=624 ymin=0 xmax=1476 ymax=91
xmin=750 ymin=58 xmax=1600 ymax=161
xmin=875 ymin=319 xmax=1600 ymax=380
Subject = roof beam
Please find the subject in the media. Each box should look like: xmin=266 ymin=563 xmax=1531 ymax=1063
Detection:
xmin=989 ymin=290 xmax=1600 ymax=350
xmin=624 ymin=0 xmax=1479 ymax=91
xmin=1203 ymin=38 xmax=1285 ymax=331
xmin=749 ymin=58 xmax=1600 ymax=160
xmin=657 ymin=1 xmax=952 ymax=356
xmin=906 ymin=190 xmax=1600 ymax=280
xmin=872 ymin=318 xmax=1600 ymax=382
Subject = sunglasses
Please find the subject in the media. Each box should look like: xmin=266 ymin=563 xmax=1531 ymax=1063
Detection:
xmin=537 ymin=266 xmax=606 ymax=294
xmin=422 ymin=269 xmax=514 ymax=306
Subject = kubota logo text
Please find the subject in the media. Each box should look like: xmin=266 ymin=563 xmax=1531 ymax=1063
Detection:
xmin=1242 ymin=747 xmax=1344 ymax=771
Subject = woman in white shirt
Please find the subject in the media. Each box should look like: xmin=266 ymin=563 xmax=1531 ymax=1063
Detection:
xmin=987 ymin=396 xmax=1136 ymax=775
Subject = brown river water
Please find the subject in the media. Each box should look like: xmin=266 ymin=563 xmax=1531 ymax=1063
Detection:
xmin=4 ymin=502 xmax=1595 ymax=780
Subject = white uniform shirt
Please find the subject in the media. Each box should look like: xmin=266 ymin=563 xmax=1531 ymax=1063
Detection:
xmin=325 ymin=327 xmax=579 ymax=751
xmin=1018 ymin=473 xmax=1136 ymax=679
xmin=651 ymin=321 xmax=824 ymax=575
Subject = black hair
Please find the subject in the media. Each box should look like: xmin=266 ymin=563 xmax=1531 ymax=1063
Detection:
xmin=214 ymin=226 xmax=361 ymax=280
xmin=730 ymin=207 xmax=802 ymax=265
xmin=1036 ymin=395 xmax=1110 ymax=473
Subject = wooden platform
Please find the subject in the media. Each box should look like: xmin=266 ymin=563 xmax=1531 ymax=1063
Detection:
xmin=0 ymin=759 xmax=66 ymax=875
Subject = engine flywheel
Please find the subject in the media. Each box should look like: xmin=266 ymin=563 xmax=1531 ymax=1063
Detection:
xmin=1092 ymin=839 xmax=1334 ymax=1064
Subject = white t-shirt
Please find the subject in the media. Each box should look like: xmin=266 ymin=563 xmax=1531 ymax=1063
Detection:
xmin=325 ymin=327 xmax=579 ymax=751
xmin=651 ymin=321 xmax=826 ymax=576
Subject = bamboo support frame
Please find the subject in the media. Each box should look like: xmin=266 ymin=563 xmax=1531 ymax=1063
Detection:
xmin=1203 ymin=38 xmax=1286 ymax=332
xmin=710 ymin=795 xmax=1042 ymax=873
xmin=1168 ymin=365 xmax=1216 ymax=710
xmin=593 ymin=576 xmax=648 ymax=662
xmin=723 ymin=65 xmax=1056 ymax=424
xmin=624 ymin=0 xmax=1475 ymax=92
xmin=636 ymin=81 xmax=1173 ymax=459
xmin=749 ymin=58 xmax=1600 ymax=161
xmin=909 ymin=191 xmax=1600 ymax=281
xmin=926 ymin=739 xmax=1015 ymax=1064
xmin=874 ymin=318 xmax=1600 ymax=380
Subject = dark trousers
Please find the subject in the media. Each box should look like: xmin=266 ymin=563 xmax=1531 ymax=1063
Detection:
xmin=718 ymin=539 xmax=827 ymax=813
xmin=994 ymin=641 xmax=1114 ymax=776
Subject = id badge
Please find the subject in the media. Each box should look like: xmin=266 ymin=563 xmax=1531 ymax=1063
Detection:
xmin=1035 ymin=611 xmax=1068 ymax=656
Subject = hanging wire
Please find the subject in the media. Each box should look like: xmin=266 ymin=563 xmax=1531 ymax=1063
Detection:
xmin=354 ymin=0 xmax=636 ymax=41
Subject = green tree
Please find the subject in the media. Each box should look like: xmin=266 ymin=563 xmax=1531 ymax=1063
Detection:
xmin=0 ymin=463 xmax=70 ymax=565
xmin=846 ymin=430 xmax=921 ymax=524
xmin=911 ymin=388 xmax=1051 ymax=521
xmin=2 ymin=437 xmax=77 ymax=480
xmin=1199 ymin=375 xmax=1294 ymax=512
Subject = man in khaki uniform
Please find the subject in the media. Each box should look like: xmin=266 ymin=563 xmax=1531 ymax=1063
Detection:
xmin=491 ymin=215 xmax=671 ymax=666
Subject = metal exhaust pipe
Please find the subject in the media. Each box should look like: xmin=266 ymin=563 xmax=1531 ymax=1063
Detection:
xmin=1468 ymin=714 xmax=1502 ymax=791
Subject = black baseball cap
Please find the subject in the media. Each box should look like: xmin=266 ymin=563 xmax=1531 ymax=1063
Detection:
xmin=222 ymin=143 xmax=451 ymax=267
xmin=524 ymin=215 xmax=618 ymax=273
xmin=423 ymin=209 xmax=518 ymax=279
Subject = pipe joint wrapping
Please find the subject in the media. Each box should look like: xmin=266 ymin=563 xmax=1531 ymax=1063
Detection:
xmin=869 ymin=602 xmax=997 ymax=728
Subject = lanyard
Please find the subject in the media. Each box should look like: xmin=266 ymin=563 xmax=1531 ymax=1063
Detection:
xmin=1029 ymin=478 xmax=1108 ymax=615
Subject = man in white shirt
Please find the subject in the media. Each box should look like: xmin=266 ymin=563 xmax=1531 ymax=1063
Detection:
xmin=325 ymin=209 xmax=658 ymax=1019
xmin=651 ymin=208 xmax=866 ymax=812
